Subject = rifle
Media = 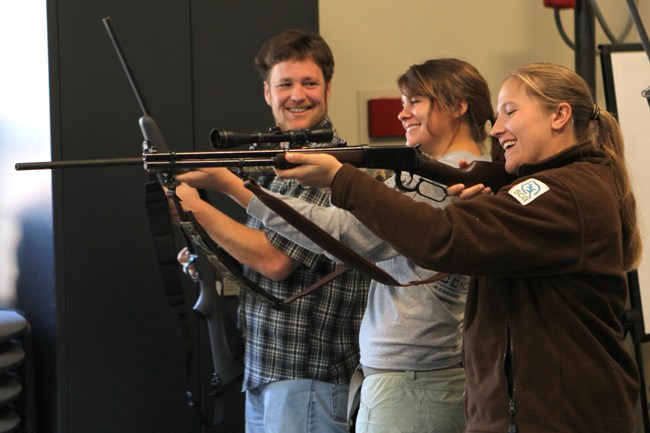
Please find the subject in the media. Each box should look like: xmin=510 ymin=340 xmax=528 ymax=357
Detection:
xmin=17 ymin=142 xmax=516 ymax=193
xmin=140 ymin=145 xmax=515 ymax=288
xmin=141 ymin=144 xmax=516 ymax=192
xmin=17 ymin=141 xmax=516 ymax=198
xmin=102 ymin=17 xmax=246 ymax=427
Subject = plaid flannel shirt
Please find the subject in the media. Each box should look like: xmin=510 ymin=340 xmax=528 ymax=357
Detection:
xmin=240 ymin=118 xmax=370 ymax=391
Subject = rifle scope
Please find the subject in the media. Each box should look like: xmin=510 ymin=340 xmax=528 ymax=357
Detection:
xmin=210 ymin=127 xmax=333 ymax=149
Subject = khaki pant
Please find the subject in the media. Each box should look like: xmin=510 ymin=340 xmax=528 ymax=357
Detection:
xmin=354 ymin=367 xmax=466 ymax=433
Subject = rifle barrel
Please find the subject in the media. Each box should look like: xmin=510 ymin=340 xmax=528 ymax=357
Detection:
xmin=15 ymin=156 xmax=143 ymax=171
xmin=144 ymin=157 xmax=278 ymax=170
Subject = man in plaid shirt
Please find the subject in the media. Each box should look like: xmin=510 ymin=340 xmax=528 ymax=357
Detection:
xmin=174 ymin=29 xmax=369 ymax=433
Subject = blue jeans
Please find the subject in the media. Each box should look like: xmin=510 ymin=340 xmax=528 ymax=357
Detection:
xmin=245 ymin=378 xmax=349 ymax=433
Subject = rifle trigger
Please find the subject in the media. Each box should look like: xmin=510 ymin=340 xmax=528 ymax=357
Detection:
xmin=394 ymin=170 xmax=415 ymax=193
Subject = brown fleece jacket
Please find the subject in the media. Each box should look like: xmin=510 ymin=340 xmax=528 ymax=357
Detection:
xmin=331 ymin=142 xmax=639 ymax=433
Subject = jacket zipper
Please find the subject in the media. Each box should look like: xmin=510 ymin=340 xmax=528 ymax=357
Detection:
xmin=504 ymin=325 xmax=517 ymax=433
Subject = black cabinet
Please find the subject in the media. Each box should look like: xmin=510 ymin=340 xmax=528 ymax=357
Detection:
xmin=16 ymin=2 xmax=318 ymax=432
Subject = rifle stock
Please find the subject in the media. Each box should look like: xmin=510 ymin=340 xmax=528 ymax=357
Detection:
xmin=143 ymin=145 xmax=516 ymax=191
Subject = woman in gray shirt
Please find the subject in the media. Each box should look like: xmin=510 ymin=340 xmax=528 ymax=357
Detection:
xmin=246 ymin=58 xmax=496 ymax=433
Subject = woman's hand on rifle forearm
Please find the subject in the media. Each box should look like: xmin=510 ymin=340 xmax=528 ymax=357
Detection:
xmin=447 ymin=160 xmax=493 ymax=203
xmin=447 ymin=183 xmax=492 ymax=202
xmin=275 ymin=152 xmax=342 ymax=188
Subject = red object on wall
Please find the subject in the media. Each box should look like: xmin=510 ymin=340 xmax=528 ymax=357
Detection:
xmin=543 ymin=0 xmax=575 ymax=8
xmin=367 ymin=98 xmax=404 ymax=138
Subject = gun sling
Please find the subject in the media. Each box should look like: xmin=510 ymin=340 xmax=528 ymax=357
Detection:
xmin=174 ymin=200 xmax=352 ymax=309
xmin=244 ymin=179 xmax=448 ymax=287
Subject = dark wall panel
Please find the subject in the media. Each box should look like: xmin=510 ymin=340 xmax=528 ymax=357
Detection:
xmin=191 ymin=0 xmax=319 ymax=138
xmin=50 ymin=3 xmax=200 ymax=431
xmin=40 ymin=0 xmax=318 ymax=432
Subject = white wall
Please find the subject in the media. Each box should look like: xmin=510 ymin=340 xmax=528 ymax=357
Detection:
xmin=0 ymin=0 xmax=51 ymax=307
xmin=320 ymin=0 xmax=649 ymax=144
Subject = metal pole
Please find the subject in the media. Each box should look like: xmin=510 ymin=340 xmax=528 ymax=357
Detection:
xmin=574 ymin=0 xmax=596 ymax=96
xmin=625 ymin=0 xmax=650 ymax=63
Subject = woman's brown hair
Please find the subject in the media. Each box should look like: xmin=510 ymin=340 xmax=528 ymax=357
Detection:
xmin=397 ymin=58 xmax=496 ymax=153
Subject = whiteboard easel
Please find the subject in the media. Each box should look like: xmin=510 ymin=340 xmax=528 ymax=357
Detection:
xmin=601 ymin=43 xmax=650 ymax=337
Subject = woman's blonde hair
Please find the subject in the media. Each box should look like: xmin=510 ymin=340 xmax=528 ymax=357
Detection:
xmin=508 ymin=62 xmax=641 ymax=270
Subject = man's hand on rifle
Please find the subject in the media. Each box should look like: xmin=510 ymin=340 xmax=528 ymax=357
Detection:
xmin=168 ymin=182 xmax=204 ymax=213
xmin=175 ymin=168 xmax=254 ymax=209
xmin=175 ymin=167 xmax=237 ymax=192
xmin=275 ymin=152 xmax=342 ymax=188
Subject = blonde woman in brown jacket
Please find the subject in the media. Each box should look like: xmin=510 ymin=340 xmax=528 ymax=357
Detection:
xmin=273 ymin=63 xmax=642 ymax=433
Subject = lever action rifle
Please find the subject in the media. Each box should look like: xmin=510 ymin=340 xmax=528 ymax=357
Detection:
xmin=18 ymin=133 xmax=515 ymax=193
xmin=141 ymin=140 xmax=517 ymax=289
xmin=140 ymin=141 xmax=516 ymax=289
xmin=17 ymin=139 xmax=516 ymax=194
xmin=142 ymin=143 xmax=516 ymax=192
xmin=16 ymin=132 xmax=517 ymax=292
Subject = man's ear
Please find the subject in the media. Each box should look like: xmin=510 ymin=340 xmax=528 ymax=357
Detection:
xmin=325 ymin=80 xmax=332 ymax=103
xmin=263 ymin=81 xmax=272 ymax=106
xmin=552 ymin=102 xmax=572 ymax=130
